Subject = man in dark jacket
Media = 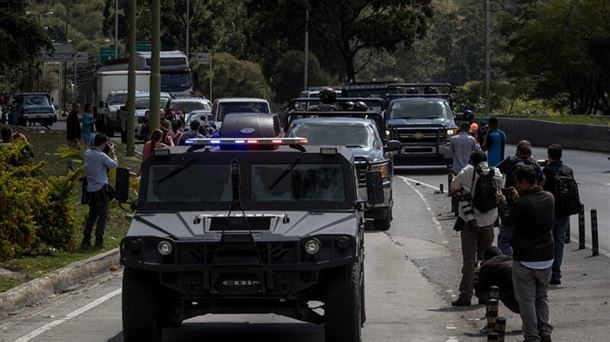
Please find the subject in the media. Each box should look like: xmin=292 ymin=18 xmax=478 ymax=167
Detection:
xmin=542 ymin=144 xmax=579 ymax=285
xmin=497 ymin=164 xmax=554 ymax=342
xmin=66 ymin=102 xmax=82 ymax=146
xmin=475 ymin=247 xmax=519 ymax=313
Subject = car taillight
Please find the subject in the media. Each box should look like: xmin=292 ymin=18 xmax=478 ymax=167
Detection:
xmin=370 ymin=161 xmax=391 ymax=180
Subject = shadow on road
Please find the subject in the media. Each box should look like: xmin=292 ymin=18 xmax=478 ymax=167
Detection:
xmin=108 ymin=322 xmax=323 ymax=342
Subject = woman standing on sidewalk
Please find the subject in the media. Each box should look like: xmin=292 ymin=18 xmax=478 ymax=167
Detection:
xmin=81 ymin=103 xmax=95 ymax=146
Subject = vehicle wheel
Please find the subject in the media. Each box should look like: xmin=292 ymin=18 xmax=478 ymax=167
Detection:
xmin=324 ymin=262 xmax=362 ymax=342
xmin=122 ymin=268 xmax=162 ymax=342
xmin=375 ymin=207 xmax=392 ymax=231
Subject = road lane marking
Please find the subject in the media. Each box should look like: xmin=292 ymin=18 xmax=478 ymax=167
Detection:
xmin=400 ymin=176 xmax=443 ymax=230
xmin=399 ymin=176 xmax=441 ymax=191
xmin=13 ymin=288 xmax=122 ymax=342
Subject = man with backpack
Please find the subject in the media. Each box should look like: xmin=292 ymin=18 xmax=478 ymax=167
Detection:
xmin=542 ymin=144 xmax=581 ymax=285
xmin=450 ymin=150 xmax=503 ymax=306
xmin=496 ymin=140 xmax=544 ymax=256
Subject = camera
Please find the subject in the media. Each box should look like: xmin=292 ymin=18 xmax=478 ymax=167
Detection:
xmin=537 ymin=159 xmax=549 ymax=167
xmin=501 ymin=187 xmax=517 ymax=203
xmin=453 ymin=190 xmax=478 ymax=230
xmin=103 ymin=142 xmax=114 ymax=154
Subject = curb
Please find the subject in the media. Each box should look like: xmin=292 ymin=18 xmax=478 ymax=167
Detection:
xmin=0 ymin=248 xmax=120 ymax=318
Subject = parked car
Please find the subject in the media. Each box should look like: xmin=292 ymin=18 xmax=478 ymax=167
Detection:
xmin=211 ymin=98 xmax=271 ymax=122
xmin=166 ymin=97 xmax=212 ymax=116
xmin=14 ymin=92 xmax=56 ymax=126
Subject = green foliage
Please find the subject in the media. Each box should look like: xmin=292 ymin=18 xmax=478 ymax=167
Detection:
xmin=0 ymin=142 xmax=79 ymax=261
xmin=271 ymin=51 xmax=331 ymax=105
xmin=196 ymin=53 xmax=272 ymax=99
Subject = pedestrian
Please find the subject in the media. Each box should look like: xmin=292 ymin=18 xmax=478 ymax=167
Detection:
xmin=541 ymin=144 xmax=581 ymax=285
xmin=474 ymin=247 xmax=520 ymax=314
xmin=82 ymin=133 xmax=118 ymax=250
xmin=462 ymin=110 xmax=480 ymax=142
xmin=171 ymin=120 xmax=184 ymax=146
xmin=66 ymin=102 xmax=82 ymax=147
xmin=450 ymin=150 xmax=502 ymax=306
xmin=495 ymin=140 xmax=544 ymax=256
xmin=81 ymin=103 xmax=95 ymax=146
xmin=8 ymin=101 xmax=19 ymax=125
xmin=1 ymin=126 xmax=12 ymax=144
xmin=181 ymin=120 xmax=205 ymax=145
xmin=482 ymin=117 xmax=506 ymax=167
xmin=160 ymin=119 xmax=175 ymax=146
xmin=451 ymin=121 xmax=480 ymax=175
xmin=496 ymin=163 xmax=554 ymax=342
xmin=142 ymin=129 xmax=167 ymax=160
xmin=12 ymin=132 xmax=34 ymax=158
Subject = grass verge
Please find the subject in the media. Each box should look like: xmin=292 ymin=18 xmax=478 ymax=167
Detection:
xmin=499 ymin=115 xmax=610 ymax=126
xmin=0 ymin=125 xmax=141 ymax=293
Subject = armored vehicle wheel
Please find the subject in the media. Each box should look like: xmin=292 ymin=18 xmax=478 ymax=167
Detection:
xmin=324 ymin=262 xmax=362 ymax=342
xmin=375 ymin=207 xmax=392 ymax=231
xmin=122 ymin=268 xmax=162 ymax=342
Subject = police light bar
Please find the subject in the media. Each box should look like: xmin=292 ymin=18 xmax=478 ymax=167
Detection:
xmin=184 ymin=137 xmax=308 ymax=146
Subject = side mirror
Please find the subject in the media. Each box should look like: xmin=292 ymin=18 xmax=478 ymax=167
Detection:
xmin=366 ymin=171 xmax=385 ymax=205
xmin=115 ymin=167 xmax=130 ymax=203
xmin=383 ymin=140 xmax=402 ymax=152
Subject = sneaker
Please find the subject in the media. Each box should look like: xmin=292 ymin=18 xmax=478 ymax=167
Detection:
xmin=451 ymin=298 xmax=471 ymax=306
xmin=550 ymin=278 xmax=561 ymax=285
xmin=94 ymin=241 xmax=104 ymax=249
xmin=541 ymin=335 xmax=552 ymax=342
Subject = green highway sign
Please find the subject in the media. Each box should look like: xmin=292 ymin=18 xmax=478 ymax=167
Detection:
xmin=136 ymin=41 xmax=152 ymax=52
xmin=99 ymin=47 xmax=116 ymax=64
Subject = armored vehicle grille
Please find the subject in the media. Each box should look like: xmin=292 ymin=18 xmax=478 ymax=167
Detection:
xmin=396 ymin=128 xmax=445 ymax=144
xmin=353 ymin=158 xmax=368 ymax=188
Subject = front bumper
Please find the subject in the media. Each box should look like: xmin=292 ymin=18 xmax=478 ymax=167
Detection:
xmin=120 ymin=235 xmax=357 ymax=299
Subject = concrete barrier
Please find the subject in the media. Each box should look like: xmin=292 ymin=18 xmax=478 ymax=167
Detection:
xmin=496 ymin=118 xmax=610 ymax=153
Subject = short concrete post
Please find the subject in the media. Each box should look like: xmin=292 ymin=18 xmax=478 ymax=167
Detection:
xmin=489 ymin=285 xmax=499 ymax=300
xmin=487 ymin=331 xmax=499 ymax=342
xmin=495 ymin=317 xmax=506 ymax=342
xmin=591 ymin=209 xmax=599 ymax=256
xmin=486 ymin=299 xmax=498 ymax=332
xmin=578 ymin=207 xmax=586 ymax=250
xmin=439 ymin=183 xmax=444 ymax=194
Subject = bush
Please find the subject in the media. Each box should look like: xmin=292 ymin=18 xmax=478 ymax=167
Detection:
xmin=0 ymin=142 xmax=79 ymax=261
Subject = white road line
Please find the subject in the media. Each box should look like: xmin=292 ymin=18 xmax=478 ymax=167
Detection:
xmin=400 ymin=177 xmax=443 ymax=230
xmin=13 ymin=288 xmax=122 ymax=342
xmin=399 ymin=176 xmax=441 ymax=191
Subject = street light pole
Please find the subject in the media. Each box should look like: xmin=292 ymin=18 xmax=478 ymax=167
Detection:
xmin=303 ymin=3 xmax=309 ymax=92
xmin=149 ymin=0 xmax=161 ymax=132
xmin=484 ymin=0 xmax=491 ymax=117
xmin=115 ymin=0 xmax=119 ymax=59
xmin=127 ymin=0 xmax=137 ymax=156
xmin=186 ymin=0 xmax=190 ymax=57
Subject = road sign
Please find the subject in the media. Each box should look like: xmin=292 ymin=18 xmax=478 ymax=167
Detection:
xmin=40 ymin=43 xmax=73 ymax=62
xmin=196 ymin=52 xmax=210 ymax=65
xmin=99 ymin=47 xmax=115 ymax=64
xmin=75 ymin=52 xmax=89 ymax=65
xmin=136 ymin=41 xmax=152 ymax=52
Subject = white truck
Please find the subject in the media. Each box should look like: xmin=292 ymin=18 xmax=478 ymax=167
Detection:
xmin=96 ymin=70 xmax=150 ymax=136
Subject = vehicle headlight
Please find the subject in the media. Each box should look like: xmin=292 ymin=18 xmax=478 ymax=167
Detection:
xmin=304 ymin=238 xmax=321 ymax=255
xmin=370 ymin=161 xmax=391 ymax=180
xmin=157 ymin=240 xmax=173 ymax=256
xmin=446 ymin=129 xmax=456 ymax=137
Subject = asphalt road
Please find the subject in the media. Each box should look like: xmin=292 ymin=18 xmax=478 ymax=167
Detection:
xmin=397 ymin=145 xmax=610 ymax=255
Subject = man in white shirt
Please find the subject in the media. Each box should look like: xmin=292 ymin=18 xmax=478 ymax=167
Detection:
xmin=450 ymin=150 xmax=503 ymax=306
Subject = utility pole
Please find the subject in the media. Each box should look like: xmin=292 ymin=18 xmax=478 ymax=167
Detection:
xmin=149 ymin=0 xmax=161 ymax=131
xmin=186 ymin=0 xmax=190 ymax=57
xmin=303 ymin=3 xmax=309 ymax=92
xmin=484 ymin=0 xmax=491 ymax=117
xmin=209 ymin=51 xmax=213 ymax=100
xmin=115 ymin=0 xmax=119 ymax=59
xmin=126 ymin=0 xmax=137 ymax=156
xmin=63 ymin=0 xmax=69 ymax=115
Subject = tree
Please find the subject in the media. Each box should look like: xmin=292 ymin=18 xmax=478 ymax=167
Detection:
xmin=246 ymin=0 xmax=433 ymax=82
xmin=270 ymin=50 xmax=331 ymax=105
xmin=196 ymin=52 xmax=271 ymax=99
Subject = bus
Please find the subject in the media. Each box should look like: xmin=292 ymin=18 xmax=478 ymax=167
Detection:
xmin=96 ymin=50 xmax=193 ymax=97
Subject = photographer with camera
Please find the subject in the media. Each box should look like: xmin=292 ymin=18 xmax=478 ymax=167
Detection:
xmin=81 ymin=133 xmax=118 ymax=250
xmin=450 ymin=150 xmax=503 ymax=306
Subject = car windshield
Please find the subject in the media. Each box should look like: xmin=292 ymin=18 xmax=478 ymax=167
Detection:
xmin=160 ymin=71 xmax=191 ymax=92
xmin=289 ymin=124 xmax=376 ymax=148
xmin=145 ymin=164 xmax=231 ymax=203
xmin=108 ymin=93 xmax=127 ymax=105
xmin=135 ymin=97 xmax=171 ymax=110
xmin=23 ymin=95 xmax=50 ymax=106
xmin=250 ymin=163 xmax=346 ymax=202
xmin=218 ymin=102 xmax=270 ymax=121
xmin=170 ymin=101 xmax=210 ymax=113
xmin=389 ymin=100 xmax=449 ymax=119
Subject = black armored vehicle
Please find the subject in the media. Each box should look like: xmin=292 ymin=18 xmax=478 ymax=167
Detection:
xmin=116 ymin=113 xmax=385 ymax=342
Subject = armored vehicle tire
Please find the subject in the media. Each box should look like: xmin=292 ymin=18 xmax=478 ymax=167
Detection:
xmin=324 ymin=262 xmax=362 ymax=342
xmin=122 ymin=268 xmax=162 ymax=342
xmin=375 ymin=207 xmax=392 ymax=231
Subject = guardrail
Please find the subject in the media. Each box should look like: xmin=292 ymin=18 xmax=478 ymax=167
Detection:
xmin=496 ymin=118 xmax=610 ymax=153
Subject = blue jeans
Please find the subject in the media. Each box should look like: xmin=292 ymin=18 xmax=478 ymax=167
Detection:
xmin=512 ymin=261 xmax=553 ymax=341
xmin=498 ymin=222 xmax=513 ymax=256
xmin=552 ymin=216 xmax=570 ymax=280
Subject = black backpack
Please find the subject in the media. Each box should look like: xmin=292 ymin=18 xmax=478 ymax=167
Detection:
xmin=472 ymin=167 xmax=498 ymax=213
xmin=552 ymin=165 xmax=581 ymax=216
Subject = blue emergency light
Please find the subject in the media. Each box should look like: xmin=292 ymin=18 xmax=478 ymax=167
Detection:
xmin=184 ymin=137 xmax=308 ymax=146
